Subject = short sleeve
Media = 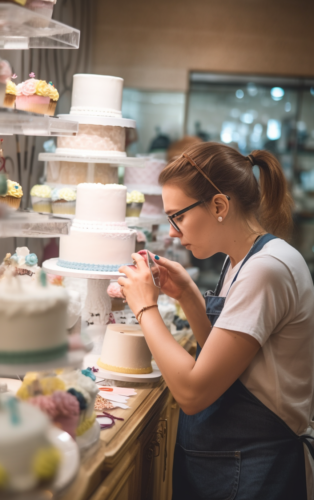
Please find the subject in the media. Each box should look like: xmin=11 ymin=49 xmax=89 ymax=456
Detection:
xmin=214 ymin=255 xmax=298 ymax=346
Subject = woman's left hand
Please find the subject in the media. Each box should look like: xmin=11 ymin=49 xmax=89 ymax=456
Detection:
xmin=118 ymin=253 xmax=159 ymax=317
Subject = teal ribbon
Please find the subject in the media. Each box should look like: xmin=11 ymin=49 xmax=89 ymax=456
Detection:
xmin=0 ymin=344 xmax=68 ymax=364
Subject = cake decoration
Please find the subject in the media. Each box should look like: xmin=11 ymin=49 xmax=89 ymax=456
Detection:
xmin=0 ymin=179 xmax=23 ymax=210
xmin=1 ymin=247 xmax=40 ymax=278
xmin=51 ymin=186 xmax=76 ymax=215
xmin=16 ymin=72 xmax=59 ymax=116
xmin=32 ymin=446 xmax=60 ymax=481
xmin=30 ymin=184 xmax=52 ymax=213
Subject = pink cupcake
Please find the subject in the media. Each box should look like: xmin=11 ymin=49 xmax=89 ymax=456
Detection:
xmin=16 ymin=73 xmax=59 ymax=115
xmin=51 ymin=391 xmax=80 ymax=439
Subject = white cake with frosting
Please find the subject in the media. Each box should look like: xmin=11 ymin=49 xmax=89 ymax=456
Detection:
xmin=59 ymin=183 xmax=136 ymax=272
xmin=0 ymin=273 xmax=69 ymax=365
xmin=0 ymin=395 xmax=61 ymax=492
xmin=98 ymin=324 xmax=152 ymax=374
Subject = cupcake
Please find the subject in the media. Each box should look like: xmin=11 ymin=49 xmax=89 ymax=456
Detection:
xmin=51 ymin=187 xmax=76 ymax=215
xmin=4 ymin=79 xmax=17 ymax=108
xmin=107 ymin=281 xmax=125 ymax=311
xmin=126 ymin=190 xmax=145 ymax=217
xmin=1 ymin=247 xmax=40 ymax=279
xmin=0 ymin=59 xmax=12 ymax=107
xmin=0 ymin=179 xmax=23 ymax=210
xmin=16 ymin=73 xmax=59 ymax=116
xmin=30 ymin=184 xmax=52 ymax=213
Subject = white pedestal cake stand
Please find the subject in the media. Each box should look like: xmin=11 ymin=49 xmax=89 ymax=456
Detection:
xmin=42 ymin=258 xmax=162 ymax=383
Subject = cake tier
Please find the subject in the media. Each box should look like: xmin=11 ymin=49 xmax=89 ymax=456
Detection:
xmin=56 ymin=125 xmax=126 ymax=156
xmin=46 ymin=162 xmax=118 ymax=185
xmin=59 ymin=224 xmax=136 ymax=272
xmin=0 ymin=396 xmax=53 ymax=492
xmin=0 ymin=279 xmax=68 ymax=364
xmin=70 ymin=74 xmax=123 ymax=118
xmin=124 ymin=158 xmax=166 ymax=186
xmin=75 ymin=183 xmax=127 ymax=222
xmin=98 ymin=324 xmax=152 ymax=374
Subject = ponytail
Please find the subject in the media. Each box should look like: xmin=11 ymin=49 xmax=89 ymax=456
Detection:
xmin=250 ymin=150 xmax=294 ymax=240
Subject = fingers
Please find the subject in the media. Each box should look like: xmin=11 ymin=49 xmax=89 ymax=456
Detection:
xmin=132 ymin=252 xmax=148 ymax=271
xmin=119 ymin=265 xmax=136 ymax=277
xmin=117 ymin=277 xmax=128 ymax=287
xmin=153 ymin=254 xmax=181 ymax=271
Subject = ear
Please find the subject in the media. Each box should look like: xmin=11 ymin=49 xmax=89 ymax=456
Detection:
xmin=211 ymin=194 xmax=229 ymax=218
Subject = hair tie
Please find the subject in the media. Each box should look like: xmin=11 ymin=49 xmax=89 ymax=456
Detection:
xmin=247 ymin=155 xmax=255 ymax=166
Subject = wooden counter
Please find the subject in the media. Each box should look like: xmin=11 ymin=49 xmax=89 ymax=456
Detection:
xmin=61 ymin=332 xmax=195 ymax=500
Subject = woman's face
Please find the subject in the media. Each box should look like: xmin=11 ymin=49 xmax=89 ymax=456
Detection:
xmin=162 ymin=184 xmax=225 ymax=259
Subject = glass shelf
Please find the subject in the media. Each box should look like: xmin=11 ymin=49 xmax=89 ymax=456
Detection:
xmin=0 ymin=3 xmax=80 ymax=49
xmin=126 ymin=216 xmax=168 ymax=227
xmin=0 ymin=108 xmax=79 ymax=136
xmin=38 ymin=152 xmax=146 ymax=167
xmin=0 ymin=210 xmax=71 ymax=237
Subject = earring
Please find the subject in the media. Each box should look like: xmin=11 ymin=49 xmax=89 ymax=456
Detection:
xmin=218 ymin=217 xmax=223 ymax=222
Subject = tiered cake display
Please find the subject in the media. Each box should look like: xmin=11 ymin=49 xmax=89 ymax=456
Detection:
xmin=39 ymin=74 xmax=144 ymax=187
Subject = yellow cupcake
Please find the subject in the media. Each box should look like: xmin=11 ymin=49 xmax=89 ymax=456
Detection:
xmin=0 ymin=180 xmax=23 ymax=210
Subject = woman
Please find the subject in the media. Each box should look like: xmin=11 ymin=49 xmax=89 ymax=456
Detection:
xmin=118 ymin=142 xmax=314 ymax=500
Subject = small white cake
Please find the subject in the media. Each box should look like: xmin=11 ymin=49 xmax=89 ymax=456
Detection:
xmin=0 ymin=273 xmax=68 ymax=365
xmin=59 ymin=183 xmax=137 ymax=272
xmin=0 ymin=395 xmax=60 ymax=492
xmin=98 ymin=324 xmax=152 ymax=374
xmin=70 ymin=74 xmax=123 ymax=118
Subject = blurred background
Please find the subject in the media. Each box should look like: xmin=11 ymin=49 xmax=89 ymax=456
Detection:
xmin=1 ymin=0 xmax=314 ymax=290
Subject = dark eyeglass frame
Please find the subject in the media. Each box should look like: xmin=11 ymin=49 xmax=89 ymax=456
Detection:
xmin=168 ymin=195 xmax=231 ymax=233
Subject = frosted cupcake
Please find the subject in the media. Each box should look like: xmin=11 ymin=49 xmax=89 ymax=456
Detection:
xmin=126 ymin=190 xmax=145 ymax=217
xmin=16 ymin=73 xmax=59 ymax=116
xmin=0 ymin=179 xmax=23 ymax=210
xmin=30 ymin=184 xmax=52 ymax=213
xmin=51 ymin=187 xmax=76 ymax=215
xmin=4 ymin=79 xmax=17 ymax=108
xmin=107 ymin=281 xmax=125 ymax=311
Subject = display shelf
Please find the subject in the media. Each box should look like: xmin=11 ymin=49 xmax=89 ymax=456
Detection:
xmin=58 ymin=113 xmax=136 ymax=129
xmin=38 ymin=152 xmax=146 ymax=167
xmin=124 ymin=184 xmax=162 ymax=195
xmin=126 ymin=215 xmax=168 ymax=227
xmin=0 ymin=108 xmax=79 ymax=136
xmin=0 ymin=211 xmax=71 ymax=237
xmin=0 ymin=3 xmax=80 ymax=49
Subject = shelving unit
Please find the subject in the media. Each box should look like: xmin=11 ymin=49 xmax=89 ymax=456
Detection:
xmin=39 ymin=152 xmax=146 ymax=167
xmin=0 ymin=108 xmax=79 ymax=136
xmin=0 ymin=211 xmax=71 ymax=237
xmin=0 ymin=2 xmax=80 ymax=49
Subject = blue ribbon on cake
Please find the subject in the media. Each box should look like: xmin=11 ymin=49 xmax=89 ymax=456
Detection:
xmin=57 ymin=260 xmax=132 ymax=272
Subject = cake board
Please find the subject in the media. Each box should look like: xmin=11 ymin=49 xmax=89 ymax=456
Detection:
xmin=39 ymin=152 xmax=146 ymax=168
xmin=76 ymin=420 xmax=101 ymax=455
xmin=0 ymin=349 xmax=86 ymax=377
xmin=84 ymin=354 xmax=162 ymax=384
xmin=43 ymin=258 xmax=124 ymax=280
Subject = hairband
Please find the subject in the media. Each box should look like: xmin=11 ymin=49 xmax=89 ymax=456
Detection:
xmin=181 ymin=153 xmax=223 ymax=195
xmin=247 ymin=155 xmax=255 ymax=166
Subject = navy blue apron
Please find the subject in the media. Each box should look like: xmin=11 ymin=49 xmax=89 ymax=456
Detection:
xmin=173 ymin=234 xmax=314 ymax=500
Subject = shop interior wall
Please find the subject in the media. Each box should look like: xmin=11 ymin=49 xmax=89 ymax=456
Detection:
xmin=92 ymin=0 xmax=314 ymax=92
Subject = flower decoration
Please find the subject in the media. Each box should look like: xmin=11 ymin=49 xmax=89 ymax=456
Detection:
xmin=81 ymin=368 xmax=96 ymax=382
xmin=29 ymin=72 xmax=35 ymax=78
xmin=25 ymin=253 xmax=38 ymax=267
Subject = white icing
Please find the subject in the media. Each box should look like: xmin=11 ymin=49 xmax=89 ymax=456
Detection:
xmin=0 ymin=277 xmax=68 ymax=353
xmin=99 ymin=324 xmax=152 ymax=372
xmin=75 ymin=183 xmax=127 ymax=222
xmin=46 ymin=162 xmax=118 ymax=185
xmin=70 ymin=74 xmax=123 ymax=118
xmin=57 ymin=125 xmax=125 ymax=153
xmin=0 ymin=396 xmax=51 ymax=492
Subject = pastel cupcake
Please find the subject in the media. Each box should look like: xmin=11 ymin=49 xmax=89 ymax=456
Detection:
xmin=0 ymin=179 xmax=23 ymax=210
xmin=16 ymin=73 xmax=59 ymax=116
xmin=4 ymin=79 xmax=17 ymax=108
xmin=30 ymin=184 xmax=52 ymax=213
xmin=126 ymin=190 xmax=145 ymax=217
xmin=51 ymin=187 xmax=76 ymax=215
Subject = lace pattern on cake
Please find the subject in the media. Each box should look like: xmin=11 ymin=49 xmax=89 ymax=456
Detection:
xmin=58 ymin=260 xmax=131 ymax=272
xmin=47 ymin=162 xmax=118 ymax=185
xmin=57 ymin=125 xmax=125 ymax=152
xmin=72 ymin=219 xmax=127 ymax=231
xmin=71 ymin=223 xmax=136 ymax=238
xmin=70 ymin=106 xmax=122 ymax=118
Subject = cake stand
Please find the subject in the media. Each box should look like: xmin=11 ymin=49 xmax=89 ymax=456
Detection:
xmin=43 ymin=258 xmax=124 ymax=355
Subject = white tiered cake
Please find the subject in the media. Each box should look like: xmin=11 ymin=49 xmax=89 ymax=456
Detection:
xmin=58 ymin=183 xmax=137 ymax=272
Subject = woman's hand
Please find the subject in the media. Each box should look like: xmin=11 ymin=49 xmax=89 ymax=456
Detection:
xmin=149 ymin=253 xmax=194 ymax=300
xmin=118 ymin=253 xmax=160 ymax=317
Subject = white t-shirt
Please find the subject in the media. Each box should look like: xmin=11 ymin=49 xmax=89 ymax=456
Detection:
xmin=215 ymin=238 xmax=314 ymax=436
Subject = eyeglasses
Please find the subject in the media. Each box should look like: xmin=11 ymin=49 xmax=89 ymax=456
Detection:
xmin=168 ymin=195 xmax=231 ymax=233
xmin=167 ymin=200 xmax=204 ymax=232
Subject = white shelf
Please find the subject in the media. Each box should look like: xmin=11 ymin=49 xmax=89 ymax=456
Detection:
xmin=0 ymin=3 xmax=80 ymax=50
xmin=39 ymin=152 xmax=146 ymax=167
xmin=0 ymin=108 xmax=79 ymax=136
xmin=0 ymin=210 xmax=71 ymax=237
xmin=126 ymin=215 xmax=168 ymax=227
xmin=58 ymin=113 xmax=136 ymax=129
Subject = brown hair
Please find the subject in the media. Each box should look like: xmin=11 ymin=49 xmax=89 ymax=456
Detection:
xmin=167 ymin=135 xmax=203 ymax=162
xmin=159 ymin=142 xmax=294 ymax=240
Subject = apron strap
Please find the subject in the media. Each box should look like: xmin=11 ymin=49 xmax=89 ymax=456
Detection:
xmin=301 ymin=435 xmax=314 ymax=460
xmin=214 ymin=256 xmax=230 ymax=296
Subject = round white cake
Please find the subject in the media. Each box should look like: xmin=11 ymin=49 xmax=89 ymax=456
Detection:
xmin=0 ymin=395 xmax=60 ymax=492
xmin=98 ymin=324 xmax=152 ymax=374
xmin=70 ymin=74 xmax=123 ymax=118
xmin=0 ymin=274 xmax=69 ymax=365
xmin=58 ymin=183 xmax=137 ymax=272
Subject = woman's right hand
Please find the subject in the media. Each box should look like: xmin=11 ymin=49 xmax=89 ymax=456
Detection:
xmin=138 ymin=251 xmax=194 ymax=301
